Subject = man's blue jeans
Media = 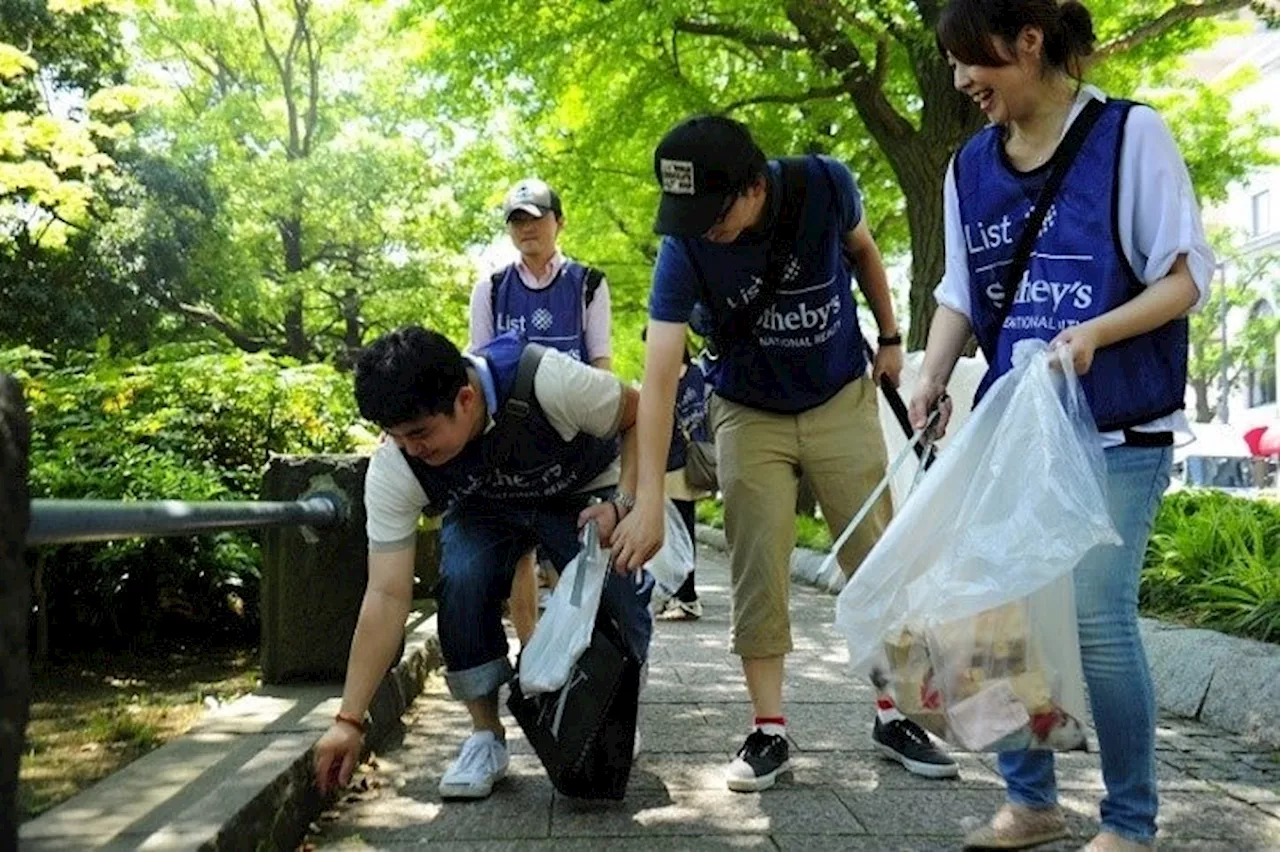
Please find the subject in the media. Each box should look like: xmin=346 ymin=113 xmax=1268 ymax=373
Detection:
xmin=999 ymin=445 xmax=1172 ymax=845
xmin=436 ymin=490 xmax=654 ymax=701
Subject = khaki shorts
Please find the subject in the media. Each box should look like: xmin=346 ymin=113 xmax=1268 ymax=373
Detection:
xmin=709 ymin=376 xmax=892 ymax=658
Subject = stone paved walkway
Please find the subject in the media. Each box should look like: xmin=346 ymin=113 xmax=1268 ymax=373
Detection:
xmin=304 ymin=547 xmax=1280 ymax=851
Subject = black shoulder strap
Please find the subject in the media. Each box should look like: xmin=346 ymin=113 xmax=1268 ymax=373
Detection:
xmin=718 ymin=156 xmax=812 ymax=342
xmin=994 ymin=98 xmax=1107 ymax=330
xmin=483 ymin=343 xmax=547 ymax=470
xmin=582 ymin=266 xmax=604 ymax=307
xmin=775 ymin=158 xmax=811 ymax=240
xmin=489 ymin=269 xmax=506 ymax=331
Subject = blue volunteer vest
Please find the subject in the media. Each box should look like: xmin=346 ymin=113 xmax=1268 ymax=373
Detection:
xmin=666 ymin=362 xmax=709 ymax=472
xmin=957 ymin=98 xmax=1188 ymax=432
xmin=402 ymin=332 xmax=618 ymax=509
xmin=678 ymin=156 xmax=868 ymax=413
xmin=492 ymin=261 xmax=592 ymax=361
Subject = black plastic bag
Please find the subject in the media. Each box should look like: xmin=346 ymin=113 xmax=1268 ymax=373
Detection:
xmin=507 ymin=613 xmax=640 ymax=800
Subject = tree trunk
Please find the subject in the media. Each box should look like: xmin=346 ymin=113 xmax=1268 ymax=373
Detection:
xmin=784 ymin=2 xmax=976 ymax=349
xmin=903 ymin=163 xmax=946 ymax=351
xmin=0 ymin=373 xmax=31 ymax=846
xmin=1191 ymin=377 xmax=1214 ymax=423
xmin=341 ymin=287 xmax=362 ymax=364
xmin=278 ymin=215 xmax=310 ymax=361
xmin=283 ymin=292 xmax=308 ymax=361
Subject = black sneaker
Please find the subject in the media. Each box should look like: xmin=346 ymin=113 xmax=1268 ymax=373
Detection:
xmin=872 ymin=717 xmax=959 ymax=779
xmin=726 ymin=730 xmax=791 ymax=792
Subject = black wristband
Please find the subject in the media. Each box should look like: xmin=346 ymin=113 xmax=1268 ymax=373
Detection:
xmin=877 ymin=333 xmax=902 ymax=347
xmin=609 ymin=501 xmax=621 ymax=525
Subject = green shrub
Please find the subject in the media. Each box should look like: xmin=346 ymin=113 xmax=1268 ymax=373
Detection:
xmin=695 ymin=498 xmax=833 ymax=551
xmin=1143 ymin=489 xmax=1280 ymax=643
xmin=2 ymin=345 xmax=360 ymax=649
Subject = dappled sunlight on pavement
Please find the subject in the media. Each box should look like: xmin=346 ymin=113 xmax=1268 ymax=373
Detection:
xmin=305 ymin=547 xmax=1280 ymax=851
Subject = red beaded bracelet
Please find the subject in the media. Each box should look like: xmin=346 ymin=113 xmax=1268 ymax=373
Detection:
xmin=335 ymin=711 xmax=367 ymax=734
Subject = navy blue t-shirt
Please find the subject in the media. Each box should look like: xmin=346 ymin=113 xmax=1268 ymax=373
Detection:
xmin=648 ymin=156 xmax=869 ymax=413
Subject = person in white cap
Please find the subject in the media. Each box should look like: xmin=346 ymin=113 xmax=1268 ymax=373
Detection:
xmin=470 ymin=178 xmax=613 ymax=369
xmin=469 ymin=178 xmax=615 ymax=644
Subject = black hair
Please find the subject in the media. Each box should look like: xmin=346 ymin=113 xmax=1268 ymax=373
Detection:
xmin=739 ymin=146 xmax=768 ymax=195
xmin=936 ymin=0 xmax=1096 ymax=79
xmin=354 ymin=326 xmax=468 ymax=428
xmin=714 ymin=115 xmax=768 ymax=194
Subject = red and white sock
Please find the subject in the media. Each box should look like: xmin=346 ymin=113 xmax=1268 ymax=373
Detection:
xmin=876 ymin=696 xmax=904 ymax=725
xmin=754 ymin=716 xmax=786 ymax=738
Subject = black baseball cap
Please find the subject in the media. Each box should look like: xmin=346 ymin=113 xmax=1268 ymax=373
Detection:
xmin=652 ymin=115 xmax=766 ymax=237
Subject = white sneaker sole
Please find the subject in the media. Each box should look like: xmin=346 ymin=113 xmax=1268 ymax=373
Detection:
xmin=874 ymin=741 xmax=959 ymax=779
xmin=726 ymin=759 xmax=791 ymax=793
xmin=438 ymin=765 xmax=508 ymax=800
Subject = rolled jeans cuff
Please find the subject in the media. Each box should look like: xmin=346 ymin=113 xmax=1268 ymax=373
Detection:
xmin=445 ymin=656 xmax=513 ymax=701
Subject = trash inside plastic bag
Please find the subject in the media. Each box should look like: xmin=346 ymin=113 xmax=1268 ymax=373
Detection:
xmin=519 ymin=521 xmax=607 ymax=694
xmin=835 ymin=341 xmax=1120 ymax=750
xmin=644 ymin=498 xmax=694 ymax=605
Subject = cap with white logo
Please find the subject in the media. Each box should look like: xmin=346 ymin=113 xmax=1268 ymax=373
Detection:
xmin=502 ymin=178 xmax=563 ymax=221
xmin=652 ymin=115 xmax=766 ymax=237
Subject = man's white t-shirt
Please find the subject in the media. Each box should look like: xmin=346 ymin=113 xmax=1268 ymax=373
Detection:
xmin=364 ymin=348 xmax=624 ymax=551
xmin=934 ymin=86 xmax=1215 ymax=448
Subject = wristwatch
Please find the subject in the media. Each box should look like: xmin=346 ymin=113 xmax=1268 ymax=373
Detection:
xmin=613 ymin=489 xmax=636 ymax=513
xmin=877 ymin=333 xmax=903 ymax=347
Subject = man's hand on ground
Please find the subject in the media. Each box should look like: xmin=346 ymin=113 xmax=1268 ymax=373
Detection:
xmin=314 ymin=722 xmax=363 ymax=795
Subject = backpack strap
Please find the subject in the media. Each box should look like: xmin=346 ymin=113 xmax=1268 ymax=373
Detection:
xmin=489 ymin=269 xmax=506 ymax=334
xmin=765 ymin=156 xmax=812 ymax=282
xmin=702 ymin=156 xmax=814 ymax=345
xmin=483 ymin=343 xmax=547 ymax=470
xmin=582 ymin=266 xmax=604 ymax=307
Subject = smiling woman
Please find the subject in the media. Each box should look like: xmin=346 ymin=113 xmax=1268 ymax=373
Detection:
xmin=938 ymin=0 xmax=1096 ymax=146
xmin=911 ymin=0 xmax=1215 ymax=848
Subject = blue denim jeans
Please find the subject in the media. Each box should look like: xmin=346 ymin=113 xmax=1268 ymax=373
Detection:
xmin=436 ymin=490 xmax=654 ymax=701
xmin=999 ymin=444 xmax=1172 ymax=844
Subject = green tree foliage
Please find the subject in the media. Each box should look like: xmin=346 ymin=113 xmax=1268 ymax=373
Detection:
xmin=0 ymin=0 xmax=135 ymax=248
xmin=0 ymin=150 xmax=224 ymax=355
xmin=410 ymin=0 xmax=1276 ymax=348
xmin=1187 ymin=242 xmax=1279 ymax=422
xmin=1 ymin=344 xmax=361 ymax=648
xmin=124 ymin=0 xmax=482 ymax=363
xmin=0 ymin=1 xmax=180 ymax=353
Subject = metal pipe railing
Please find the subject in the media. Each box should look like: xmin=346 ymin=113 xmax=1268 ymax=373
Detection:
xmin=25 ymin=494 xmax=344 ymax=546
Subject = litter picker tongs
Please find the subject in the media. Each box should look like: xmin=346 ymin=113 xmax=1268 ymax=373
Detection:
xmin=819 ymin=337 xmax=948 ymax=579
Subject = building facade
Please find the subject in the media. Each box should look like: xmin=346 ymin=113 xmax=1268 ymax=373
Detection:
xmin=1191 ymin=20 xmax=1280 ymax=431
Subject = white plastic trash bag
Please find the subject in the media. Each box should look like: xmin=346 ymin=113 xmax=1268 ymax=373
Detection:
xmin=645 ymin=498 xmax=695 ymax=605
xmin=519 ymin=521 xmax=608 ymax=694
xmin=835 ymin=340 xmax=1121 ymax=751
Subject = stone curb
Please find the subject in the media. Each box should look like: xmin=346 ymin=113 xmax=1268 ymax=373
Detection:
xmin=695 ymin=524 xmax=1280 ymax=749
xmin=20 ymin=611 xmax=442 ymax=851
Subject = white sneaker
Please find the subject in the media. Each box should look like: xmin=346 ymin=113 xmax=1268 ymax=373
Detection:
xmin=438 ymin=731 xmax=509 ymax=799
xmin=656 ymin=597 xmax=702 ymax=621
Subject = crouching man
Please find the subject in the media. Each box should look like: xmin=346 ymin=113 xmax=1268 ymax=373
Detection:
xmin=313 ymin=326 xmax=653 ymax=800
